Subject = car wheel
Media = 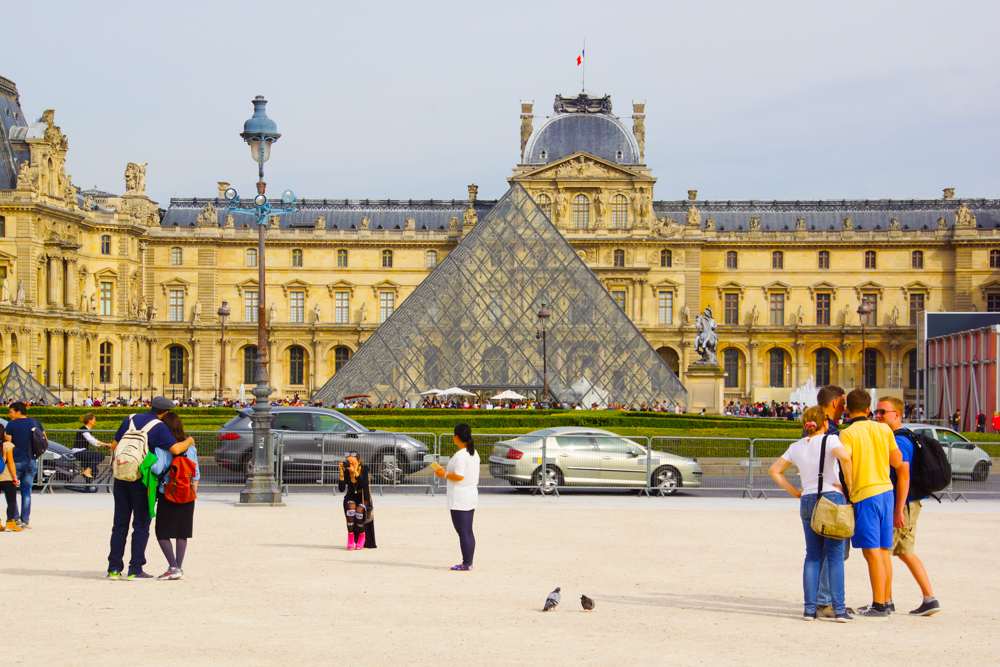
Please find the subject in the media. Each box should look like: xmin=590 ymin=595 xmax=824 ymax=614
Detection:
xmin=972 ymin=460 xmax=991 ymax=483
xmin=652 ymin=466 xmax=681 ymax=495
xmin=531 ymin=465 xmax=563 ymax=489
xmin=374 ymin=450 xmax=401 ymax=485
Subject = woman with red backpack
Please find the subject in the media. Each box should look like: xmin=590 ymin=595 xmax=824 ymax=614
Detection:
xmin=151 ymin=412 xmax=199 ymax=580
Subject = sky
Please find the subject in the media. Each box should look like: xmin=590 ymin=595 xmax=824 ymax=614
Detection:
xmin=6 ymin=0 xmax=999 ymax=206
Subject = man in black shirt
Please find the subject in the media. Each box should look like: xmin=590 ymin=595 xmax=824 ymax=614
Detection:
xmin=5 ymin=402 xmax=45 ymax=529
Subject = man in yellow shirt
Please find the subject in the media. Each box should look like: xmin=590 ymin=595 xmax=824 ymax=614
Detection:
xmin=838 ymin=389 xmax=908 ymax=619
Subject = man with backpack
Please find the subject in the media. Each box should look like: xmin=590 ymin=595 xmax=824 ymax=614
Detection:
xmin=106 ymin=396 xmax=189 ymax=580
xmin=876 ymin=396 xmax=943 ymax=616
xmin=6 ymin=402 xmax=46 ymax=529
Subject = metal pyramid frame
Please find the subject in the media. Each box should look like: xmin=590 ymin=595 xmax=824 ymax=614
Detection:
xmin=0 ymin=362 xmax=62 ymax=405
xmin=314 ymin=184 xmax=687 ymax=408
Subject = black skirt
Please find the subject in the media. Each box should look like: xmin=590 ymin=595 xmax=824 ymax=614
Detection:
xmin=155 ymin=492 xmax=195 ymax=539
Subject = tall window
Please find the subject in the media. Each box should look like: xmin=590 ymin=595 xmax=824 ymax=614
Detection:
xmin=379 ymin=292 xmax=394 ymax=322
xmin=658 ymin=292 xmax=673 ymax=325
xmin=243 ymin=346 xmax=257 ymax=384
xmin=335 ymin=291 xmax=350 ymax=324
xmin=861 ymin=294 xmax=877 ymax=325
xmin=909 ymin=293 xmax=924 ymax=325
xmin=573 ymin=194 xmax=590 ymax=229
xmin=170 ymin=247 xmax=182 ymax=265
xmin=334 ymin=346 xmax=351 ymax=372
xmin=611 ymin=289 xmax=627 ymax=312
xmin=289 ymin=346 xmax=305 ymax=385
xmin=382 ymin=249 xmax=393 ymax=268
xmin=102 ymin=235 xmax=112 ymax=255
xmin=769 ymin=349 xmax=785 ymax=388
xmin=0 ymin=215 xmax=4 ymax=237
xmin=169 ymin=346 xmax=185 ymax=385
xmin=337 ymin=249 xmax=348 ymax=267
xmin=290 ymin=291 xmax=305 ymax=323
xmin=611 ymin=194 xmax=628 ymax=228
xmin=911 ymin=250 xmax=924 ymax=269
xmin=989 ymin=294 xmax=1000 ymax=312
xmin=726 ymin=251 xmax=738 ymax=269
xmin=863 ymin=349 xmax=878 ymax=388
xmin=169 ymin=289 xmax=184 ymax=322
xmin=991 ymin=249 xmax=1000 ymax=268
xmin=769 ymin=293 xmax=784 ymax=325
xmin=246 ymin=248 xmax=258 ymax=267
xmin=536 ymin=194 xmax=551 ymax=219
xmin=815 ymin=348 xmax=831 ymax=386
xmin=724 ymin=349 xmax=740 ymax=388
xmin=613 ymin=249 xmax=625 ymax=267
xmin=772 ymin=251 xmax=784 ymax=269
xmin=816 ymin=293 xmax=831 ymax=325
xmin=100 ymin=281 xmax=113 ymax=316
xmin=907 ymin=350 xmax=918 ymax=390
xmin=865 ymin=250 xmax=877 ymax=269
xmin=244 ymin=290 xmax=258 ymax=322
xmin=486 ymin=290 xmax=501 ymax=323
xmin=99 ymin=342 xmax=112 ymax=383
xmin=818 ymin=250 xmax=830 ymax=269
xmin=292 ymin=249 xmax=303 ymax=267
xmin=427 ymin=251 xmax=438 ymax=268
xmin=724 ymin=293 xmax=739 ymax=325
xmin=660 ymin=249 xmax=672 ymax=267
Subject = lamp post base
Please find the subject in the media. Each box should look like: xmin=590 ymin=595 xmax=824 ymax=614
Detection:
xmin=239 ymin=472 xmax=284 ymax=506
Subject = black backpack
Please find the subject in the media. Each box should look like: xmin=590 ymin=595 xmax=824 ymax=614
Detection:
xmin=30 ymin=420 xmax=48 ymax=459
xmin=894 ymin=428 xmax=951 ymax=500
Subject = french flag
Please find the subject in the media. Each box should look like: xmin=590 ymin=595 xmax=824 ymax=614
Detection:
xmin=576 ymin=49 xmax=584 ymax=66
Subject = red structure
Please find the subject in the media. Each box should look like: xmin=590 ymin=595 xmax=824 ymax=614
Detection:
xmin=925 ymin=325 xmax=999 ymax=431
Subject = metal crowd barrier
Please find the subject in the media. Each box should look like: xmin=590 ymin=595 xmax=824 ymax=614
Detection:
xmin=650 ymin=436 xmax=751 ymax=497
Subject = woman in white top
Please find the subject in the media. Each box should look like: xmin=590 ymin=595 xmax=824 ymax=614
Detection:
xmin=75 ymin=414 xmax=112 ymax=479
xmin=432 ymin=423 xmax=480 ymax=570
xmin=769 ymin=405 xmax=854 ymax=622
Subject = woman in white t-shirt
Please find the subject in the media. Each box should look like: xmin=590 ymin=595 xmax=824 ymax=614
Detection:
xmin=769 ymin=405 xmax=854 ymax=622
xmin=432 ymin=423 xmax=480 ymax=571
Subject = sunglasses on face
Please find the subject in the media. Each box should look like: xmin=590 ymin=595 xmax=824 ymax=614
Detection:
xmin=874 ymin=409 xmax=897 ymax=417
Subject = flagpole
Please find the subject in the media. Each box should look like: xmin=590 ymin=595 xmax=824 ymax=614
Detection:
xmin=582 ymin=39 xmax=586 ymax=92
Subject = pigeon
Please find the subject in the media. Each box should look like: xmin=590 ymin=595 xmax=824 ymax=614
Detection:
xmin=543 ymin=587 xmax=561 ymax=611
xmin=581 ymin=595 xmax=595 ymax=611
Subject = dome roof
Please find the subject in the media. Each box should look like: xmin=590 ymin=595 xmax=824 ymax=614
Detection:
xmin=524 ymin=98 xmax=640 ymax=166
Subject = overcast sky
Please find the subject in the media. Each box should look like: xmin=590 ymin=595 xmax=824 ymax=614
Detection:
xmin=7 ymin=0 xmax=998 ymax=205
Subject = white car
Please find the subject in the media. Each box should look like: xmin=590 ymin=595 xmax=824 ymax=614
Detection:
xmin=903 ymin=424 xmax=993 ymax=482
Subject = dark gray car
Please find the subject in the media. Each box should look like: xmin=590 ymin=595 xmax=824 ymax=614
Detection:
xmin=214 ymin=407 xmax=429 ymax=484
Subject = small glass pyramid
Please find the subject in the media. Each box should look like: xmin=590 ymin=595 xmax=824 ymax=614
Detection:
xmin=314 ymin=184 xmax=687 ymax=408
xmin=0 ymin=363 xmax=63 ymax=405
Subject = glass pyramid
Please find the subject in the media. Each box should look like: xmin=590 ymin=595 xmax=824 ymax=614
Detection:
xmin=0 ymin=363 xmax=62 ymax=405
xmin=314 ymin=184 xmax=687 ymax=408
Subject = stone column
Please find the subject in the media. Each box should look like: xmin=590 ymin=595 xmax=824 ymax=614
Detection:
xmin=794 ymin=342 xmax=805 ymax=389
xmin=632 ymin=281 xmax=642 ymax=325
xmin=65 ymin=334 xmax=75 ymax=389
xmin=840 ymin=343 xmax=852 ymax=388
xmin=47 ymin=330 xmax=58 ymax=387
xmin=311 ymin=339 xmax=319 ymax=398
xmin=748 ymin=341 xmax=759 ymax=392
xmin=679 ymin=340 xmax=690 ymax=386
xmin=191 ymin=337 xmax=201 ymax=392
xmin=47 ymin=258 xmax=59 ymax=305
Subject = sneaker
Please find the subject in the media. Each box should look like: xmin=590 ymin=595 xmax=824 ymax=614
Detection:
xmin=802 ymin=612 xmax=817 ymax=621
xmin=887 ymin=600 xmax=896 ymax=615
xmin=107 ymin=571 xmax=121 ymax=580
xmin=909 ymin=599 xmax=941 ymax=616
xmin=450 ymin=564 xmax=472 ymax=571
xmin=156 ymin=568 xmax=184 ymax=581
xmin=817 ymin=606 xmax=834 ymax=618
xmin=126 ymin=571 xmax=154 ymax=580
xmin=856 ymin=607 xmax=889 ymax=619
xmin=835 ymin=613 xmax=854 ymax=623
xmin=16 ymin=520 xmax=30 ymax=529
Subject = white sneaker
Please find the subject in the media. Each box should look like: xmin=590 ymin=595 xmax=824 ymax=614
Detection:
xmin=157 ymin=567 xmax=184 ymax=580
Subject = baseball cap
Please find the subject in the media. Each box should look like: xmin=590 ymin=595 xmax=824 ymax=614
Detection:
xmin=150 ymin=396 xmax=174 ymax=413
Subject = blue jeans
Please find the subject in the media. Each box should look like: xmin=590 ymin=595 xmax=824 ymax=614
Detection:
xmin=108 ymin=479 xmax=151 ymax=576
xmin=817 ymin=533 xmax=850 ymax=606
xmin=799 ymin=493 xmax=847 ymax=615
xmin=13 ymin=459 xmax=37 ymax=524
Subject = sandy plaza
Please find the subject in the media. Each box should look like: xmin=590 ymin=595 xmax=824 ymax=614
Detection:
xmin=2 ymin=492 xmax=998 ymax=667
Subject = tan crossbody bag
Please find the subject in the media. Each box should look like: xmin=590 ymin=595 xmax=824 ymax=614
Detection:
xmin=810 ymin=434 xmax=855 ymax=540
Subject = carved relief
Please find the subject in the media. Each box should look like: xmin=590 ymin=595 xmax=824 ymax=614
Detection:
xmin=124 ymin=162 xmax=147 ymax=195
xmin=314 ymin=216 xmax=326 ymax=229
xmin=955 ymin=203 xmax=976 ymax=227
xmin=889 ymin=217 xmax=900 ymax=230
xmin=404 ymin=216 xmax=415 ymax=231
xmin=462 ymin=206 xmax=478 ymax=229
xmin=652 ymin=216 xmax=682 ymax=238
xmin=705 ymin=217 xmax=715 ymax=231
xmin=749 ymin=217 xmax=761 ymax=231
xmin=685 ymin=205 xmax=701 ymax=228
xmin=796 ymin=218 xmax=806 ymax=231
xmin=224 ymin=214 xmax=234 ymax=228
xmin=448 ymin=217 xmax=459 ymax=230
xmin=937 ymin=217 xmax=947 ymax=230
xmin=360 ymin=216 xmax=370 ymax=230
xmin=196 ymin=203 xmax=218 ymax=227
xmin=554 ymin=155 xmax=611 ymax=179
xmin=842 ymin=217 xmax=853 ymax=230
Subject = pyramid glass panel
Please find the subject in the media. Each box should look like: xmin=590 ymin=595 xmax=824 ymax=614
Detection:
xmin=0 ymin=363 xmax=63 ymax=405
xmin=314 ymin=185 xmax=687 ymax=408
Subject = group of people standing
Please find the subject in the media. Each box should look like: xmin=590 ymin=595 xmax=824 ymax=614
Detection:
xmin=769 ymin=385 xmax=941 ymax=621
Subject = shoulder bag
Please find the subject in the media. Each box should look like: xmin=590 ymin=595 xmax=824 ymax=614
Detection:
xmin=810 ymin=434 xmax=855 ymax=539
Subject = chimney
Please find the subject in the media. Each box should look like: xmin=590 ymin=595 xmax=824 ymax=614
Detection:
xmin=520 ymin=101 xmax=534 ymax=161
xmin=688 ymin=190 xmax=698 ymax=201
xmin=943 ymin=188 xmax=955 ymax=199
xmin=468 ymin=184 xmax=478 ymax=201
xmin=217 ymin=182 xmax=230 ymax=199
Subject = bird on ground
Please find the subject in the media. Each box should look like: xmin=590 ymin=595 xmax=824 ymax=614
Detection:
xmin=581 ymin=595 xmax=595 ymax=611
xmin=543 ymin=587 xmax=561 ymax=611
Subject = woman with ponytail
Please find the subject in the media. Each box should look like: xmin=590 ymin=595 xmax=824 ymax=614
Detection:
xmin=432 ymin=423 xmax=480 ymax=570
xmin=75 ymin=414 xmax=112 ymax=479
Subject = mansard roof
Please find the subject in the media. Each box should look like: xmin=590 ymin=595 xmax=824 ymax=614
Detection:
xmin=0 ymin=75 xmax=28 ymax=191
xmin=523 ymin=93 xmax=640 ymax=167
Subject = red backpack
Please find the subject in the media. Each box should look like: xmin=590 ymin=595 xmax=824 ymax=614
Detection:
xmin=164 ymin=455 xmax=197 ymax=503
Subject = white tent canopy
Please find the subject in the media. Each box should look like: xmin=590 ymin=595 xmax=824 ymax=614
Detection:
xmin=491 ymin=390 xmax=527 ymax=401
xmin=420 ymin=388 xmax=444 ymax=395
xmin=438 ymin=387 xmax=475 ymax=397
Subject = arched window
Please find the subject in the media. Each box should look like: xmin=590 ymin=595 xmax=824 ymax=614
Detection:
xmin=723 ymin=348 xmax=741 ymax=388
xmin=426 ymin=251 xmax=438 ymax=269
xmin=382 ymin=249 xmax=393 ymax=268
xmin=246 ymin=248 xmax=258 ymax=267
xmin=243 ymin=346 xmax=257 ymax=384
xmin=573 ymin=194 xmax=590 ymax=229
xmin=660 ymin=249 xmax=672 ymax=267
xmin=772 ymin=250 xmax=784 ymax=269
xmin=613 ymin=249 xmax=625 ymax=267
xmin=292 ymin=248 xmax=303 ymax=267
xmin=865 ymin=250 xmax=877 ymax=269
xmin=99 ymin=342 xmax=113 ymax=383
xmin=815 ymin=348 xmax=832 ymax=386
xmin=536 ymin=194 xmax=551 ymax=219
xmin=611 ymin=194 xmax=628 ymax=228
xmin=0 ymin=215 xmax=5 ymax=238
xmin=991 ymin=249 xmax=1000 ymax=268
xmin=726 ymin=251 xmax=738 ymax=269
xmin=102 ymin=235 xmax=112 ymax=255
xmin=334 ymin=346 xmax=351 ymax=373
xmin=769 ymin=348 xmax=786 ymax=388
xmin=337 ymin=249 xmax=348 ymax=267
xmin=818 ymin=250 xmax=830 ymax=269
xmin=911 ymin=250 xmax=924 ymax=269
xmin=907 ymin=349 xmax=918 ymax=389
xmin=168 ymin=345 xmax=185 ymax=385
xmin=289 ymin=346 xmax=305 ymax=385
xmin=170 ymin=247 xmax=182 ymax=265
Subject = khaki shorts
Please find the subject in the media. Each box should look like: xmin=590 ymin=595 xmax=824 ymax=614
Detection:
xmin=892 ymin=500 xmax=922 ymax=555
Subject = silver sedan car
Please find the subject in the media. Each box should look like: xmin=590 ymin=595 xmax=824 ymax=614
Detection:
xmin=903 ymin=423 xmax=993 ymax=482
xmin=488 ymin=426 xmax=702 ymax=494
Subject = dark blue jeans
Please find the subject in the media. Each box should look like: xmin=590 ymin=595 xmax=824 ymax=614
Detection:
xmin=799 ymin=492 xmax=847 ymax=615
xmin=13 ymin=459 xmax=37 ymax=524
xmin=108 ymin=478 xmax=151 ymax=575
xmin=450 ymin=509 xmax=475 ymax=567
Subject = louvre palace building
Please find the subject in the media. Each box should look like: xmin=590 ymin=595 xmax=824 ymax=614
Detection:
xmin=2 ymin=73 xmax=998 ymax=404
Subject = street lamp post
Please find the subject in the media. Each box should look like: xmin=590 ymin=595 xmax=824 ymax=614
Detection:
xmin=58 ymin=370 xmax=62 ymax=390
xmin=139 ymin=372 xmax=144 ymax=403
xmin=90 ymin=371 xmax=94 ymax=401
xmin=857 ymin=299 xmax=873 ymax=389
xmin=70 ymin=370 xmax=75 ymax=406
xmin=118 ymin=371 xmax=123 ymax=402
xmin=218 ymin=300 xmax=231 ymax=405
xmin=161 ymin=372 xmax=166 ymax=398
xmin=129 ymin=371 xmax=133 ymax=404
xmin=535 ymin=303 xmax=551 ymax=409
xmin=224 ymin=95 xmax=295 ymax=506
